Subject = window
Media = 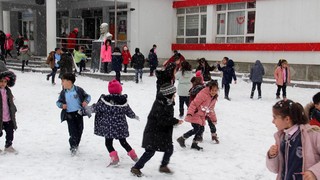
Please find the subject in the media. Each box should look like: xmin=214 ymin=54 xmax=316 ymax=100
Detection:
xmin=216 ymin=2 xmax=256 ymax=43
xmin=176 ymin=6 xmax=207 ymax=44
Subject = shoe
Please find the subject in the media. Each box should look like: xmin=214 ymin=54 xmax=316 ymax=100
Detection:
xmin=258 ymin=96 xmax=261 ymax=99
xmin=131 ymin=167 xmax=142 ymax=177
xmin=250 ymin=96 xmax=253 ymax=99
xmin=159 ymin=165 xmax=173 ymax=174
xmin=127 ymin=149 xmax=138 ymax=162
xmin=224 ymin=97 xmax=231 ymax=101
xmin=5 ymin=146 xmax=16 ymax=153
xmin=211 ymin=133 xmax=220 ymax=144
xmin=109 ymin=151 xmax=119 ymax=165
xmin=46 ymin=75 xmax=50 ymax=81
xmin=52 ymin=83 xmax=56 ymax=85
xmin=70 ymin=147 xmax=78 ymax=156
xmin=177 ymin=136 xmax=186 ymax=148
xmin=276 ymin=96 xmax=280 ymax=99
xmin=191 ymin=142 xmax=203 ymax=151
xmin=135 ymin=80 xmax=139 ymax=83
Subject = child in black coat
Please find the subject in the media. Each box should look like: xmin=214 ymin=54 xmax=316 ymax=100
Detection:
xmin=217 ymin=59 xmax=237 ymax=100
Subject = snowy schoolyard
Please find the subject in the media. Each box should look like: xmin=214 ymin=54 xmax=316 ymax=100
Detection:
xmin=0 ymin=70 xmax=318 ymax=180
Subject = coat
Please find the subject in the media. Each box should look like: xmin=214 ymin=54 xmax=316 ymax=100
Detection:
xmin=58 ymin=52 xmax=73 ymax=78
xmin=274 ymin=66 xmax=291 ymax=86
xmin=67 ymin=31 xmax=77 ymax=49
xmin=19 ymin=46 xmax=32 ymax=61
xmin=185 ymin=87 xmax=217 ymax=126
xmin=111 ymin=52 xmax=123 ymax=72
xmin=4 ymin=34 xmax=14 ymax=51
xmin=148 ymin=52 xmax=158 ymax=68
xmin=217 ymin=60 xmax=237 ymax=84
xmin=142 ymin=93 xmax=180 ymax=151
xmin=0 ymin=87 xmax=17 ymax=131
xmin=175 ymin=70 xmax=193 ymax=96
xmin=196 ymin=62 xmax=215 ymax=81
xmin=46 ymin=51 xmax=55 ymax=69
xmin=131 ymin=53 xmax=145 ymax=69
xmin=249 ymin=60 xmax=265 ymax=83
xmin=100 ymin=44 xmax=112 ymax=63
xmin=266 ymin=124 xmax=320 ymax=179
xmin=93 ymin=94 xmax=136 ymax=139
xmin=121 ymin=46 xmax=131 ymax=65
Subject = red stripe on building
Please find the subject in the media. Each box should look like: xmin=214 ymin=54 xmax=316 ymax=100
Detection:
xmin=171 ymin=43 xmax=320 ymax=51
xmin=173 ymin=0 xmax=253 ymax=8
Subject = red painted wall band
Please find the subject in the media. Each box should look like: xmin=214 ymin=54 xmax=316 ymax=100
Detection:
xmin=171 ymin=43 xmax=320 ymax=51
xmin=173 ymin=0 xmax=253 ymax=8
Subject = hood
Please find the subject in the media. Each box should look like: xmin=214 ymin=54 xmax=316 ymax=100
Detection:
xmin=227 ymin=59 xmax=235 ymax=67
xmin=101 ymin=94 xmax=128 ymax=106
xmin=255 ymin=60 xmax=262 ymax=66
xmin=6 ymin=33 xmax=11 ymax=38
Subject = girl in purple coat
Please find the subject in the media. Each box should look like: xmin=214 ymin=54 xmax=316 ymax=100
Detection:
xmin=267 ymin=99 xmax=320 ymax=180
xmin=90 ymin=79 xmax=139 ymax=166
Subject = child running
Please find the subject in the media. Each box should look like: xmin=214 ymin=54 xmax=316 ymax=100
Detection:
xmin=56 ymin=73 xmax=91 ymax=156
xmin=266 ymin=99 xmax=320 ymax=180
xmin=177 ymin=80 xmax=219 ymax=150
xmin=0 ymin=70 xmax=17 ymax=153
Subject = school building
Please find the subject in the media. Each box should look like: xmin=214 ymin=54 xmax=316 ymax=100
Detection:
xmin=0 ymin=0 xmax=319 ymax=81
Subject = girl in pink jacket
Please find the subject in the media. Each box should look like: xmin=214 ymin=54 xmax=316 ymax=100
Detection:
xmin=274 ymin=59 xmax=290 ymax=100
xmin=177 ymin=80 xmax=219 ymax=150
xmin=267 ymin=99 xmax=320 ymax=180
xmin=100 ymin=39 xmax=112 ymax=73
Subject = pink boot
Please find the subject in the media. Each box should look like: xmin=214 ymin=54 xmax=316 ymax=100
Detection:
xmin=109 ymin=151 xmax=119 ymax=165
xmin=127 ymin=149 xmax=138 ymax=162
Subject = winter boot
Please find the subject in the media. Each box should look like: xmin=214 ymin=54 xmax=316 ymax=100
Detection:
xmin=159 ymin=165 xmax=173 ymax=174
xmin=109 ymin=151 xmax=119 ymax=166
xmin=4 ymin=146 xmax=16 ymax=153
xmin=211 ymin=133 xmax=220 ymax=144
xmin=191 ymin=141 xmax=203 ymax=151
xmin=127 ymin=149 xmax=138 ymax=162
xmin=177 ymin=136 xmax=186 ymax=148
xmin=131 ymin=167 xmax=142 ymax=177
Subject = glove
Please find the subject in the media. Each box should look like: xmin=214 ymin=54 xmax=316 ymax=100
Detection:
xmin=134 ymin=115 xmax=140 ymax=121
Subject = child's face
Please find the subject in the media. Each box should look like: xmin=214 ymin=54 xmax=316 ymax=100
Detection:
xmin=0 ymin=78 xmax=8 ymax=88
xmin=315 ymin=103 xmax=320 ymax=111
xmin=272 ymin=109 xmax=292 ymax=131
xmin=209 ymin=86 xmax=219 ymax=97
xmin=61 ymin=79 xmax=73 ymax=90
xmin=222 ymin=59 xmax=227 ymax=65
xmin=282 ymin=62 xmax=288 ymax=68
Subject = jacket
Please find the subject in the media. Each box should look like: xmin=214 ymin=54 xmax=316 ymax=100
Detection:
xmin=131 ymin=53 xmax=145 ymax=69
xmin=274 ymin=66 xmax=291 ymax=86
xmin=0 ymin=87 xmax=17 ymax=131
xmin=111 ymin=52 xmax=123 ymax=72
xmin=73 ymin=50 xmax=87 ymax=64
xmin=142 ymin=93 xmax=180 ymax=151
xmin=175 ymin=70 xmax=193 ymax=96
xmin=100 ymin=44 xmax=112 ymax=63
xmin=46 ymin=51 xmax=55 ymax=69
xmin=217 ymin=60 xmax=237 ymax=84
xmin=93 ymin=94 xmax=136 ymax=138
xmin=266 ymin=124 xmax=320 ymax=179
xmin=4 ymin=34 xmax=14 ymax=51
xmin=58 ymin=52 xmax=73 ymax=78
xmin=185 ymin=87 xmax=217 ymax=126
xmin=196 ymin=62 xmax=215 ymax=82
xmin=67 ymin=31 xmax=77 ymax=49
xmin=148 ymin=52 xmax=158 ymax=68
xmin=121 ymin=46 xmax=131 ymax=65
xmin=19 ymin=46 xmax=32 ymax=61
xmin=249 ymin=60 xmax=265 ymax=83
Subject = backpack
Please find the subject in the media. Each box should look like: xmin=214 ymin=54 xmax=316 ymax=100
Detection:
xmin=46 ymin=51 xmax=55 ymax=64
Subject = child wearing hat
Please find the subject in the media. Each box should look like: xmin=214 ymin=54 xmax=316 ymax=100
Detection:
xmin=56 ymin=73 xmax=91 ymax=156
xmin=89 ymin=79 xmax=139 ymax=166
xmin=131 ymin=83 xmax=183 ymax=177
xmin=0 ymin=70 xmax=17 ymax=153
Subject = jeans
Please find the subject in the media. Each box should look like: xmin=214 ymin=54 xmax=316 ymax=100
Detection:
xmin=179 ymin=96 xmax=189 ymax=116
xmin=276 ymin=83 xmax=287 ymax=97
xmin=103 ymin=62 xmax=109 ymax=73
xmin=47 ymin=67 xmax=58 ymax=84
xmin=105 ymin=138 xmax=132 ymax=153
xmin=183 ymin=123 xmax=204 ymax=141
xmin=66 ymin=111 xmax=84 ymax=149
xmin=206 ymin=117 xmax=216 ymax=133
xmin=133 ymin=145 xmax=174 ymax=169
xmin=115 ymin=70 xmax=121 ymax=83
xmin=224 ymin=83 xmax=230 ymax=98
xmin=251 ymin=82 xmax=262 ymax=97
xmin=123 ymin=64 xmax=128 ymax=73
xmin=2 ymin=121 xmax=14 ymax=148
xmin=135 ymin=69 xmax=143 ymax=82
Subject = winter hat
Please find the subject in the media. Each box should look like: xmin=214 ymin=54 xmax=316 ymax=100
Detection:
xmin=108 ymin=79 xmax=122 ymax=94
xmin=195 ymin=70 xmax=204 ymax=83
xmin=160 ymin=83 xmax=176 ymax=96
xmin=73 ymin=28 xmax=79 ymax=33
xmin=165 ymin=62 xmax=176 ymax=72
xmin=0 ymin=71 xmax=16 ymax=87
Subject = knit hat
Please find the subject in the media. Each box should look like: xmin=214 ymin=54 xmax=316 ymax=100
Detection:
xmin=195 ymin=70 xmax=204 ymax=83
xmin=165 ymin=62 xmax=176 ymax=72
xmin=0 ymin=71 xmax=16 ymax=87
xmin=160 ymin=83 xmax=176 ymax=96
xmin=108 ymin=79 xmax=122 ymax=94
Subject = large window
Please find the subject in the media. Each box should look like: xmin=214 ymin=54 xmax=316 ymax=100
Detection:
xmin=216 ymin=2 xmax=255 ymax=43
xmin=176 ymin=6 xmax=207 ymax=44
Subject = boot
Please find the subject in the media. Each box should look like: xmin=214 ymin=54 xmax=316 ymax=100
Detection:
xmin=179 ymin=109 xmax=184 ymax=118
xmin=4 ymin=146 xmax=16 ymax=153
xmin=159 ymin=165 xmax=173 ymax=174
xmin=177 ymin=136 xmax=186 ymax=148
xmin=131 ymin=167 xmax=142 ymax=177
xmin=250 ymin=91 xmax=254 ymax=99
xmin=211 ymin=133 xmax=220 ymax=144
xmin=127 ymin=149 xmax=138 ymax=162
xmin=109 ymin=151 xmax=119 ymax=165
xmin=191 ymin=141 xmax=203 ymax=151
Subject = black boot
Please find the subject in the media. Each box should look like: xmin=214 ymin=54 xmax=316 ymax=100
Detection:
xmin=177 ymin=136 xmax=186 ymax=148
xmin=191 ymin=141 xmax=203 ymax=151
xmin=250 ymin=91 xmax=254 ymax=99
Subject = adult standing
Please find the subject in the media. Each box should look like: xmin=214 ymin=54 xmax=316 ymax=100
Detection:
xmin=67 ymin=28 xmax=78 ymax=53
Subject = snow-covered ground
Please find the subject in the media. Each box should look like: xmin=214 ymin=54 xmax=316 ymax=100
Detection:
xmin=0 ymin=70 xmax=318 ymax=180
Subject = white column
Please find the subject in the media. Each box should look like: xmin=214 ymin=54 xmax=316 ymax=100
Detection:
xmin=46 ymin=0 xmax=57 ymax=54
xmin=207 ymin=5 xmax=215 ymax=43
xmin=0 ymin=3 xmax=3 ymax=30
xmin=3 ymin=11 xmax=10 ymax=33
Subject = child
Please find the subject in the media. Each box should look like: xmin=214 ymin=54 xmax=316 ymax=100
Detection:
xmin=156 ymin=62 xmax=176 ymax=93
xmin=177 ymin=80 xmax=219 ymax=150
xmin=148 ymin=48 xmax=158 ymax=76
xmin=195 ymin=58 xmax=215 ymax=82
xmin=19 ymin=45 xmax=32 ymax=72
xmin=266 ymin=99 xmax=320 ymax=180
xmin=87 ymin=79 xmax=139 ymax=166
xmin=217 ymin=59 xmax=237 ymax=100
xmin=305 ymin=92 xmax=320 ymax=127
xmin=131 ymin=83 xmax=183 ymax=177
xmin=74 ymin=46 xmax=87 ymax=75
xmin=0 ymin=70 xmax=17 ymax=153
xmin=4 ymin=33 xmax=14 ymax=59
xmin=274 ymin=59 xmax=290 ymax=100
xmin=100 ymin=39 xmax=112 ymax=73
xmin=220 ymin=57 xmax=229 ymax=89
xmin=111 ymin=47 xmax=123 ymax=83
xmin=131 ymin=48 xmax=145 ymax=83
xmin=175 ymin=61 xmax=192 ymax=117
xmin=249 ymin=60 xmax=265 ymax=99
xmin=56 ymin=73 xmax=91 ymax=156
xmin=121 ymin=45 xmax=131 ymax=73
xmin=46 ymin=48 xmax=62 ymax=85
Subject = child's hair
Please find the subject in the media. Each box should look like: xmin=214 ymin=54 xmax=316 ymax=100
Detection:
xmin=104 ymin=39 xmax=112 ymax=50
xmin=277 ymin=59 xmax=287 ymax=66
xmin=313 ymin=92 xmax=320 ymax=104
xmin=80 ymin=46 xmax=85 ymax=51
xmin=223 ymin=57 xmax=229 ymax=61
xmin=55 ymin=47 xmax=61 ymax=52
xmin=113 ymin=47 xmax=121 ymax=53
xmin=180 ymin=61 xmax=192 ymax=76
xmin=191 ymin=76 xmax=203 ymax=86
xmin=61 ymin=73 xmax=76 ymax=84
xmin=273 ymin=99 xmax=308 ymax=125
xmin=206 ymin=79 xmax=219 ymax=90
